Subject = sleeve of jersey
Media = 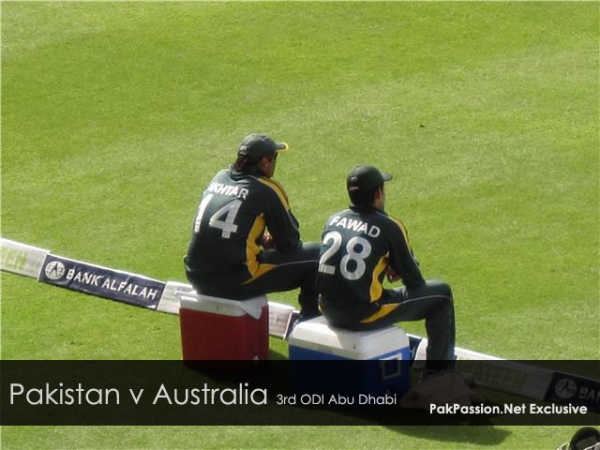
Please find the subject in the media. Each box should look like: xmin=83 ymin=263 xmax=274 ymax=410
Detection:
xmin=258 ymin=178 xmax=301 ymax=253
xmin=387 ymin=217 xmax=425 ymax=289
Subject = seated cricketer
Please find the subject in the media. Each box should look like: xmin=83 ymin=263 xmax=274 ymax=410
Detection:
xmin=316 ymin=164 xmax=460 ymax=380
xmin=184 ymin=133 xmax=320 ymax=320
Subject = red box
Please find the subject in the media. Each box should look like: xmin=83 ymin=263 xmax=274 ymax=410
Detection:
xmin=179 ymin=294 xmax=269 ymax=361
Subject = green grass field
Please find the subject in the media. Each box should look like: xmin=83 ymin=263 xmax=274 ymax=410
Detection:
xmin=1 ymin=1 xmax=598 ymax=448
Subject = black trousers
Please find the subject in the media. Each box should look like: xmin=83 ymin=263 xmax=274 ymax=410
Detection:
xmin=186 ymin=242 xmax=321 ymax=317
xmin=322 ymin=280 xmax=456 ymax=367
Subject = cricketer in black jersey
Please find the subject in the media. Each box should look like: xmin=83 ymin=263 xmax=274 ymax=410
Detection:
xmin=185 ymin=134 xmax=320 ymax=318
xmin=317 ymin=165 xmax=457 ymax=368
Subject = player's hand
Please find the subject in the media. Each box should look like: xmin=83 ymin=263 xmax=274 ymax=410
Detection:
xmin=261 ymin=234 xmax=276 ymax=249
xmin=386 ymin=268 xmax=401 ymax=283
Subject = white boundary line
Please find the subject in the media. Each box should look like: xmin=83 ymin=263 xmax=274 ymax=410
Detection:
xmin=0 ymin=237 xmax=296 ymax=339
xmin=2 ymin=237 xmax=599 ymax=411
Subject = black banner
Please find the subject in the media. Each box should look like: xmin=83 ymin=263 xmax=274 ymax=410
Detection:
xmin=547 ymin=370 xmax=600 ymax=412
xmin=1 ymin=360 xmax=598 ymax=426
xmin=38 ymin=255 xmax=165 ymax=309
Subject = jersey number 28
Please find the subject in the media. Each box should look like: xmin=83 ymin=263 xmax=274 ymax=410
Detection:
xmin=318 ymin=231 xmax=372 ymax=280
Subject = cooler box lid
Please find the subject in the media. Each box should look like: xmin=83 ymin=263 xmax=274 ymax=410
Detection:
xmin=288 ymin=316 xmax=409 ymax=360
xmin=179 ymin=294 xmax=267 ymax=319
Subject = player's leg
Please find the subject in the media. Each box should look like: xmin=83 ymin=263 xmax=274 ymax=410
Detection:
xmin=357 ymin=280 xmax=456 ymax=365
xmin=184 ymin=258 xmax=244 ymax=296
xmin=393 ymin=281 xmax=455 ymax=366
xmin=231 ymin=241 xmax=321 ymax=317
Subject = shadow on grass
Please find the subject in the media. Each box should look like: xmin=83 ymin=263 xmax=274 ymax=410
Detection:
xmin=195 ymin=361 xmax=511 ymax=445
xmin=384 ymin=425 xmax=511 ymax=447
xmin=2 ymin=358 xmax=594 ymax=445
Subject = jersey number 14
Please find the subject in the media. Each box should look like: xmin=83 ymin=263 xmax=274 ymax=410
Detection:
xmin=193 ymin=194 xmax=241 ymax=239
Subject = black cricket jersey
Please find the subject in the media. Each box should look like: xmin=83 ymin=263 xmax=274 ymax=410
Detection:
xmin=185 ymin=167 xmax=301 ymax=286
xmin=317 ymin=206 xmax=425 ymax=323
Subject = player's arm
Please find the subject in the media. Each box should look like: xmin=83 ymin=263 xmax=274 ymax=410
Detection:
xmin=387 ymin=218 xmax=425 ymax=289
xmin=260 ymin=180 xmax=301 ymax=253
xmin=268 ymin=208 xmax=301 ymax=253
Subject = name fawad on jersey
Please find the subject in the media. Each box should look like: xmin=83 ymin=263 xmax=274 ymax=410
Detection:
xmin=207 ymin=182 xmax=249 ymax=200
xmin=329 ymin=216 xmax=381 ymax=237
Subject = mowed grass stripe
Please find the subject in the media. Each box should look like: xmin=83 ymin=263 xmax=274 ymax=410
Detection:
xmin=1 ymin=2 xmax=598 ymax=449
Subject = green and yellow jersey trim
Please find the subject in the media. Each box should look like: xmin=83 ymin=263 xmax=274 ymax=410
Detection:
xmin=257 ymin=177 xmax=291 ymax=210
xmin=369 ymin=253 xmax=389 ymax=302
xmin=242 ymin=212 xmax=276 ymax=283
xmin=389 ymin=216 xmax=411 ymax=245
xmin=360 ymin=303 xmax=401 ymax=324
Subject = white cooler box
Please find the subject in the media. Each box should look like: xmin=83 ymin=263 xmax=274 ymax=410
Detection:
xmin=288 ymin=316 xmax=412 ymax=397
